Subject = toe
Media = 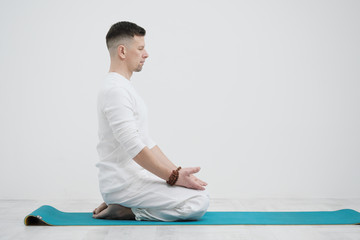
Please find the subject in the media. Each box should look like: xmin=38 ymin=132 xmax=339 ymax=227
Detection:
xmin=93 ymin=211 xmax=105 ymax=219
xmin=93 ymin=207 xmax=110 ymax=219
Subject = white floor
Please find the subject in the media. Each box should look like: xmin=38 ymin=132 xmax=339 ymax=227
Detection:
xmin=1 ymin=198 xmax=360 ymax=240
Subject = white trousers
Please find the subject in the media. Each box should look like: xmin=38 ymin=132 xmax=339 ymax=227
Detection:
xmin=102 ymin=172 xmax=210 ymax=221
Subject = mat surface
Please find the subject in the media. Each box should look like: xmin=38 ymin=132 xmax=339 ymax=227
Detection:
xmin=24 ymin=205 xmax=360 ymax=226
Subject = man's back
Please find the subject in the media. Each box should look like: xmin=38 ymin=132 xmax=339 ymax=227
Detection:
xmin=96 ymin=72 xmax=156 ymax=194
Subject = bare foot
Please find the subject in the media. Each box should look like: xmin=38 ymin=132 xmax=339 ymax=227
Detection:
xmin=93 ymin=204 xmax=135 ymax=220
xmin=93 ymin=202 xmax=108 ymax=215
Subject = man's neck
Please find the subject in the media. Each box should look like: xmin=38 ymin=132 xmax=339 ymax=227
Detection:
xmin=109 ymin=65 xmax=132 ymax=81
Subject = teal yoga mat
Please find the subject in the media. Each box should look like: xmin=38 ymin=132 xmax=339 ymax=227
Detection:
xmin=24 ymin=205 xmax=360 ymax=226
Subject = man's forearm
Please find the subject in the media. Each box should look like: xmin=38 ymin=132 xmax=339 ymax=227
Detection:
xmin=150 ymin=145 xmax=177 ymax=170
xmin=133 ymin=146 xmax=172 ymax=180
xmin=133 ymin=145 xmax=207 ymax=190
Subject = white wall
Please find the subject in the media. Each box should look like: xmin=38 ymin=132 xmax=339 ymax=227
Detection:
xmin=0 ymin=0 xmax=359 ymax=201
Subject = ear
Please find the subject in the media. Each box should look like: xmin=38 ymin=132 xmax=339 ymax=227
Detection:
xmin=117 ymin=45 xmax=126 ymax=59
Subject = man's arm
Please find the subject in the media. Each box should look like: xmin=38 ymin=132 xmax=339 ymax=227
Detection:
xmin=133 ymin=146 xmax=207 ymax=190
xmin=150 ymin=145 xmax=177 ymax=170
xmin=133 ymin=146 xmax=172 ymax=181
xmin=102 ymin=87 xmax=206 ymax=190
xmin=149 ymin=145 xmax=208 ymax=189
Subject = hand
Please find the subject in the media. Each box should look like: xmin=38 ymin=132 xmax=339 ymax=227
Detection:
xmin=175 ymin=167 xmax=207 ymax=190
xmin=190 ymin=174 xmax=208 ymax=187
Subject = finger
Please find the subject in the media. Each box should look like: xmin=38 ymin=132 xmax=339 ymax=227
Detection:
xmin=200 ymin=179 xmax=208 ymax=186
xmin=189 ymin=182 xmax=205 ymax=190
xmin=192 ymin=175 xmax=207 ymax=186
xmin=185 ymin=174 xmax=205 ymax=190
xmin=199 ymin=180 xmax=208 ymax=186
xmin=190 ymin=180 xmax=206 ymax=190
xmin=195 ymin=183 xmax=205 ymax=190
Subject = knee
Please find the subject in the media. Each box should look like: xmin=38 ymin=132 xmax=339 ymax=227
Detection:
xmin=179 ymin=194 xmax=210 ymax=220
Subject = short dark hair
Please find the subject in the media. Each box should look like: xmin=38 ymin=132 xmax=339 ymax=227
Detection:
xmin=106 ymin=21 xmax=146 ymax=50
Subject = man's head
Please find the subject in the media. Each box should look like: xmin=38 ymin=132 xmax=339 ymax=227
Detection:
xmin=106 ymin=21 xmax=148 ymax=73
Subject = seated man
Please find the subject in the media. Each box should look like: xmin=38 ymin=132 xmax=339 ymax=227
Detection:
xmin=93 ymin=21 xmax=209 ymax=221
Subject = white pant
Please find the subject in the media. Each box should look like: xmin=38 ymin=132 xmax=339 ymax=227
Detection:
xmin=102 ymin=172 xmax=210 ymax=221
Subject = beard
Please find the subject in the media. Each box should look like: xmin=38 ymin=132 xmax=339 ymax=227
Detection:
xmin=134 ymin=64 xmax=144 ymax=72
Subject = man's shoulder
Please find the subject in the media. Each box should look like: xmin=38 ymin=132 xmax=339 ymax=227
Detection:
xmin=99 ymin=77 xmax=131 ymax=94
xmin=98 ymin=82 xmax=135 ymax=104
xmin=98 ymin=74 xmax=135 ymax=104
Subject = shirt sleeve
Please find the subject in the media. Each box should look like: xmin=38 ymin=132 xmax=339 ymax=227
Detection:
xmin=146 ymin=136 xmax=157 ymax=149
xmin=102 ymin=87 xmax=146 ymax=159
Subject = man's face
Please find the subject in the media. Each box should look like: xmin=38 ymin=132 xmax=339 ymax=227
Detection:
xmin=126 ymin=35 xmax=149 ymax=72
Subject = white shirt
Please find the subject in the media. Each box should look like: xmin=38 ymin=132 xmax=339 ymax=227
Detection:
xmin=96 ymin=72 xmax=156 ymax=194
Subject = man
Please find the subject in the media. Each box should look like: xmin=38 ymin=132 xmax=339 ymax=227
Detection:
xmin=93 ymin=21 xmax=209 ymax=221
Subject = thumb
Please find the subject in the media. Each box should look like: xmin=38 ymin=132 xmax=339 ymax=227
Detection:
xmin=188 ymin=167 xmax=201 ymax=175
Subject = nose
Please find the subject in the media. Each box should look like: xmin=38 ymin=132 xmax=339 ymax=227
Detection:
xmin=143 ymin=50 xmax=149 ymax=59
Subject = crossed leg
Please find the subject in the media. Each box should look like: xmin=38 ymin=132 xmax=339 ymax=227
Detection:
xmin=93 ymin=202 xmax=135 ymax=220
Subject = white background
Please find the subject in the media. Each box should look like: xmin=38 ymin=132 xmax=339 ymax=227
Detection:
xmin=0 ymin=0 xmax=359 ymax=201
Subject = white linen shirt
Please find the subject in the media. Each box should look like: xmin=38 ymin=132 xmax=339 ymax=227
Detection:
xmin=96 ymin=72 xmax=156 ymax=194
